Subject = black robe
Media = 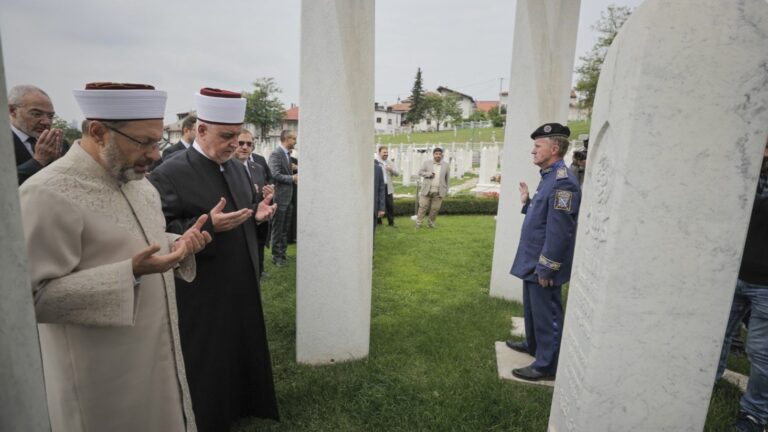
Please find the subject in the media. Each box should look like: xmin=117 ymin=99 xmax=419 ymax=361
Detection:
xmin=149 ymin=147 xmax=279 ymax=432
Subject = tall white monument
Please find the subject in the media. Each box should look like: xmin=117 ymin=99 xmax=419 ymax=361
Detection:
xmin=489 ymin=0 xmax=581 ymax=301
xmin=0 ymin=34 xmax=50 ymax=431
xmin=550 ymin=1 xmax=768 ymax=430
xmin=296 ymin=0 xmax=375 ymax=364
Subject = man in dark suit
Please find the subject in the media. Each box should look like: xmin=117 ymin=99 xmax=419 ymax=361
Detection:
xmin=150 ymin=115 xmax=197 ymax=172
xmin=235 ymin=129 xmax=273 ymax=279
xmin=373 ymin=160 xmax=386 ymax=232
xmin=9 ymin=85 xmax=69 ymax=185
xmin=149 ymin=88 xmax=279 ymax=431
xmin=267 ymin=130 xmax=298 ymax=266
xmin=250 ymin=150 xmax=272 ymax=184
xmin=162 ymin=114 xmax=197 ymax=160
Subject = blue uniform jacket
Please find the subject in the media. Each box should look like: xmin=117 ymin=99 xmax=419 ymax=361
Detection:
xmin=510 ymin=159 xmax=581 ymax=286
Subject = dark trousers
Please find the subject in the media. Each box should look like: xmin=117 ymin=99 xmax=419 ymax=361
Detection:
xmin=377 ymin=193 xmax=395 ymax=226
xmin=522 ymin=280 xmax=564 ymax=373
xmin=271 ymin=203 xmax=292 ymax=261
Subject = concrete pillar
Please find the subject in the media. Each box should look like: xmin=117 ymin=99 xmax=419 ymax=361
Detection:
xmin=550 ymin=1 xmax=768 ymax=430
xmin=0 ymin=34 xmax=51 ymax=431
xmin=296 ymin=0 xmax=375 ymax=364
xmin=489 ymin=0 xmax=581 ymax=301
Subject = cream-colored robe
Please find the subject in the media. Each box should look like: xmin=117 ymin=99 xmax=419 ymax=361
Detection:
xmin=19 ymin=144 xmax=197 ymax=432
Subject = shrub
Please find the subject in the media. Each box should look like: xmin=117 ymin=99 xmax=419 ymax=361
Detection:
xmin=393 ymin=197 xmax=498 ymax=216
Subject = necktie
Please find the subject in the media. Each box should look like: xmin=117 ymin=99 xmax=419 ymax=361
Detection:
xmin=27 ymin=136 xmax=37 ymax=153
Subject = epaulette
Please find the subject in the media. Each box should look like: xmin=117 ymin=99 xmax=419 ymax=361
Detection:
xmin=556 ymin=167 xmax=568 ymax=180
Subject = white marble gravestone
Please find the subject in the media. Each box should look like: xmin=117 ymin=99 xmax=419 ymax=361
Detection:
xmin=0 ymin=34 xmax=50 ymax=431
xmin=549 ymin=1 xmax=768 ymax=430
xmin=296 ymin=0 xmax=375 ymax=364
xmin=489 ymin=0 xmax=581 ymax=301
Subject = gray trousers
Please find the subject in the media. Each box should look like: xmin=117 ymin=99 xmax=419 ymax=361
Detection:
xmin=271 ymin=202 xmax=292 ymax=260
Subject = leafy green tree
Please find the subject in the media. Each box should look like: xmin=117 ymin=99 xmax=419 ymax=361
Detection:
xmin=405 ymin=67 xmax=426 ymax=126
xmin=244 ymin=78 xmax=286 ymax=142
xmin=423 ymin=93 xmax=461 ymax=132
xmin=574 ymin=5 xmax=632 ymax=114
xmin=52 ymin=116 xmax=82 ymax=143
xmin=487 ymin=106 xmax=504 ymax=128
xmin=467 ymin=110 xmax=487 ymax=122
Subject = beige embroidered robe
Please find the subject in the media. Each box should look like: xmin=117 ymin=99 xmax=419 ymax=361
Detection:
xmin=19 ymin=144 xmax=197 ymax=432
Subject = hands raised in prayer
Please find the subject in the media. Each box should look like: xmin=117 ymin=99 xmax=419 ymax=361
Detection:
xmin=176 ymin=214 xmax=212 ymax=256
xmin=34 ymin=128 xmax=64 ymax=166
xmin=210 ymin=197 xmax=253 ymax=232
xmin=255 ymin=194 xmax=277 ymax=223
xmin=132 ymin=243 xmax=186 ymax=276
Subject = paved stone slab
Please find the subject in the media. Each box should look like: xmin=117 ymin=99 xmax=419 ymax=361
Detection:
xmin=510 ymin=316 xmax=525 ymax=337
xmin=723 ymin=369 xmax=748 ymax=393
xmin=494 ymin=341 xmax=554 ymax=387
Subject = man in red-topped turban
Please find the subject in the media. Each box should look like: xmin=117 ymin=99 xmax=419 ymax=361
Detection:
xmin=150 ymin=87 xmax=279 ymax=431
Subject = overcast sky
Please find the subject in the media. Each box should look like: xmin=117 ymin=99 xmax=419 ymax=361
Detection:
xmin=0 ymin=0 xmax=644 ymax=124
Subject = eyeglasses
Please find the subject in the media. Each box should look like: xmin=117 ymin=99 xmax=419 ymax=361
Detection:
xmin=16 ymin=106 xmax=55 ymax=120
xmin=238 ymin=141 xmax=253 ymax=147
xmin=103 ymin=123 xmax=168 ymax=151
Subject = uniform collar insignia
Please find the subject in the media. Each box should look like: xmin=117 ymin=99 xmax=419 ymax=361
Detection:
xmin=556 ymin=167 xmax=568 ymax=179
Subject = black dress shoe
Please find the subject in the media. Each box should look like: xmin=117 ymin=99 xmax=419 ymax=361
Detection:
xmin=512 ymin=365 xmax=555 ymax=381
xmin=505 ymin=339 xmax=531 ymax=354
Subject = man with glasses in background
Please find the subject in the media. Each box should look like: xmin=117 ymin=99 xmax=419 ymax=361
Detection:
xmin=235 ymin=128 xmax=273 ymax=279
xmin=8 ymin=85 xmax=70 ymax=184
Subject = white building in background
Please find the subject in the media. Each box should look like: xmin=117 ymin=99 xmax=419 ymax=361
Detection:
xmin=568 ymin=90 xmax=589 ymax=121
xmin=374 ymin=103 xmax=403 ymax=134
xmin=437 ymin=86 xmax=475 ymax=119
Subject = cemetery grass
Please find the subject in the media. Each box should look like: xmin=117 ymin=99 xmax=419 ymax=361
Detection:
xmin=236 ymin=215 xmax=744 ymax=432
xmin=375 ymin=120 xmax=591 ymax=146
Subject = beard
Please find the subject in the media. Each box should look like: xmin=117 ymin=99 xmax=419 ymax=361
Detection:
xmin=101 ymin=137 xmax=146 ymax=183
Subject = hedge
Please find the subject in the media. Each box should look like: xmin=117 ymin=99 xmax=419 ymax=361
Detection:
xmin=393 ymin=197 xmax=498 ymax=216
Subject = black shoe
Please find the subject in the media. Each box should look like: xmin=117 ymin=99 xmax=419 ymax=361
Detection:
xmin=734 ymin=412 xmax=765 ymax=432
xmin=511 ymin=365 xmax=555 ymax=381
xmin=505 ymin=339 xmax=531 ymax=355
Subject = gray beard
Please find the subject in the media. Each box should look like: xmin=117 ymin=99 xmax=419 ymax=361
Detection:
xmin=101 ymin=137 xmax=144 ymax=183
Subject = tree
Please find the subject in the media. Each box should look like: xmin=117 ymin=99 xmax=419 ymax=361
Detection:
xmin=52 ymin=116 xmax=82 ymax=143
xmin=405 ymin=67 xmax=426 ymax=126
xmin=423 ymin=93 xmax=461 ymax=132
xmin=487 ymin=106 xmax=504 ymax=128
xmin=244 ymin=78 xmax=286 ymax=142
xmin=467 ymin=110 xmax=487 ymax=122
xmin=574 ymin=5 xmax=633 ymax=114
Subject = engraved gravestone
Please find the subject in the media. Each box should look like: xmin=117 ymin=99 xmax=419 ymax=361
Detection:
xmin=549 ymin=1 xmax=768 ymax=430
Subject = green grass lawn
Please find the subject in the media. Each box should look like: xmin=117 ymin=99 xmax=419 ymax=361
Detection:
xmin=375 ymin=120 xmax=592 ymax=145
xmin=236 ymin=215 xmax=744 ymax=431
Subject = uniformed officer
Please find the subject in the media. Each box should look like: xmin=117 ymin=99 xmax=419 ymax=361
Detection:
xmin=506 ymin=122 xmax=581 ymax=381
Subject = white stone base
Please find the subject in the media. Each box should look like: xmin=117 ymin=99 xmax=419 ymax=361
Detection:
xmin=494 ymin=341 xmax=555 ymax=387
xmin=510 ymin=316 xmax=525 ymax=337
xmin=723 ymin=369 xmax=748 ymax=393
xmin=470 ymin=183 xmax=500 ymax=194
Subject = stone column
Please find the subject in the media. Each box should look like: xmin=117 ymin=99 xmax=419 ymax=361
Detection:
xmin=0 ymin=34 xmax=50 ymax=431
xmin=550 ymin=1 xmax=768 ymax=430
xmin=296 ymin=0 xmax=374 ymax=364
xmin=489 ymin=0 xmax=581 ymax=301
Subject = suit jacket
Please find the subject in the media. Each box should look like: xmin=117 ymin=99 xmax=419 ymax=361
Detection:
xmin=418 ymin=159 xmax=450 ymax=197
xmin=268 ymin=146 xmax=294 ymax=205
xmin=162 ymin=141 xmax=187 ymax=160
xmin=245 ymin=160 xmax=270 ymax=242
xmin=377 ymin=159 xmax=399 ymax=195
xmin=374 ymin=161 xmax=386 ymax=214
xmin=14 ymin=132 xmax=70 ymax=185
xmin=250 ymin=153 xmax=272 ymax=184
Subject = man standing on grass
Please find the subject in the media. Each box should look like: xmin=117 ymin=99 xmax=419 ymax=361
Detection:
xmin=20 ymin=82 xmax=211 ymax=431
xmin=376 ymin=145 xmax=399 ymax=227
xmin=416 ymin=147 xmax=449 ymax=228
xmin=506 ymin=122 xmax=581 ymax=381
xmin=714 ymin=139 xmax=768 ymax=432
xmin=268 ymin=130 xmax=298 ymax=266
xmin=150 ymin=88 xmax=279 ymax=431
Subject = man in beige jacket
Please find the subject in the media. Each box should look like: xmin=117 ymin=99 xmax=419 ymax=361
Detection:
xmin=19 ymin=83 xmax=213 ymax=431
xmin=416 ymin=147 xmax=450 ymax=228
